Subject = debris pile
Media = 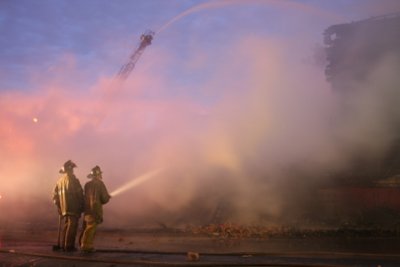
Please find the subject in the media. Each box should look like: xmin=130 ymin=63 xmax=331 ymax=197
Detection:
xmin=185 ymin=223 xmax=293 ymax=240
xmin=184 ymin=222 xmax=400 ymax=239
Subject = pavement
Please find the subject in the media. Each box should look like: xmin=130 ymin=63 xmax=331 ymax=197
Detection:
xmin=1 ymin=228 xmax=400 ymax=266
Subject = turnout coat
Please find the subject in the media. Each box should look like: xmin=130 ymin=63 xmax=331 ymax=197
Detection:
xmin=53 ymin=173 xmax=84 ymax=217
xmin=83 ymin=178 xmax=111 ymax=223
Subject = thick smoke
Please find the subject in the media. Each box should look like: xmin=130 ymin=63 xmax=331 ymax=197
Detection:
xmin=1 ymin=2 xmax=399 ymax=229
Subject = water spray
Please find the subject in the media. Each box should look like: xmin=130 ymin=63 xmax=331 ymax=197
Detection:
xmin=156 ymin=0 xmax=342 ymax=34
xmin=110 ymin=168 xmax=163 ymax=197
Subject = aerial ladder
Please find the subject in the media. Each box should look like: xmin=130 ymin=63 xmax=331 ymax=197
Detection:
xmin=93 ymin=30 xmax=154 ymax=126
xmin=116 ymin=30 xmax=154 ymax=81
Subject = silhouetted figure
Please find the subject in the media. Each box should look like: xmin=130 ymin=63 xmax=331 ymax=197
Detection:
xmin=53 ymin=160 xmax=84 ymax=251
xmin=80 ymin=165 xmax=111 ymax=253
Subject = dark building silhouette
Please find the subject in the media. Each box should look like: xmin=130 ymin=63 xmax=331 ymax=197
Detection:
xmin=323 ymin=12 xmax=400 ymax=185
xmin=317 ymin=13 xmax=400 ymax=223
xmin=324 ymin=12 xmax=400 ymax=91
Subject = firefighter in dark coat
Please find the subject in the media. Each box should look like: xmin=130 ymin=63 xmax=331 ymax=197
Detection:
xmin=80 ymin=165 xmax=111 ymax=252
xmin=53 ymin=160 xmax=84 ymax=251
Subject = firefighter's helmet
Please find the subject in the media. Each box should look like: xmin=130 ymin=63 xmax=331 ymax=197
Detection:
xmin=87 ymin=165 xmax=102 ymax=179
xmin=59 ymin=160 xmax=77 ymax=173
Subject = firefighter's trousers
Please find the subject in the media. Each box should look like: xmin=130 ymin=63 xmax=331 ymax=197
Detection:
xmin=80 ymin=215 xmax=98 ymax=251
xmin=61 ymin=215 xmax=79 ymax=250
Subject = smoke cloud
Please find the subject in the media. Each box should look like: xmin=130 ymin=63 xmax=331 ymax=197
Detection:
xmin=1 ymin=2 xmax=399 ymax=229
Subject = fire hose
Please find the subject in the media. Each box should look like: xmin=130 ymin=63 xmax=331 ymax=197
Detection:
xmin=1 ymin=248 xmax=398 ymax=267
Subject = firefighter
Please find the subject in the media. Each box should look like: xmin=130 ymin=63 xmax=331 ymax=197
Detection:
xmin=80 ymin=165 xmax=111 ymax=253
xmin=53 ymin=160 xmax=84 ymax=252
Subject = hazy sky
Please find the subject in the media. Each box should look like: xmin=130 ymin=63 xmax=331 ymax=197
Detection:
xmin=1 ymin=0 xmax=400 ymax=226
xmin=1 ymin=0 xmax=398 ymax=90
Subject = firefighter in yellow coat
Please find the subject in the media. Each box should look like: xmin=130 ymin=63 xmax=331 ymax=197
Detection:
xmin=53 ymin=160 xmax=84 ymax=251
xmin=80 ymin=165 xmax=111 ymax=252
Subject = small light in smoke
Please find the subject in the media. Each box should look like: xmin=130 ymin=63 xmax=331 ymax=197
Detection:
xmin=33 ymin=117 xmax=38 ymax=123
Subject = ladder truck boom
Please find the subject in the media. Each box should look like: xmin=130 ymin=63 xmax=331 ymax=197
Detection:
xmin=116 ymin=30 xmax=154 ymax=81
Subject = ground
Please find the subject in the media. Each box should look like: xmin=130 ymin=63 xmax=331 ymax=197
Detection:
xmin=1 ymin=224 xmax=400 ymax=266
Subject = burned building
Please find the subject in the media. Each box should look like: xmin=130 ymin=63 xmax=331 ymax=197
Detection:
xmin=316 ymin=13 xmax=400 ymax=224
xmin=324 ymin=12 xmax=400 ymax=91
xmin=323 ymin=12 xmax=400 ymax=184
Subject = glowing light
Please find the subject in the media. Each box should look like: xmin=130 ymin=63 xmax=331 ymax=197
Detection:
xmin=110 ymin=168 xmax=163 ymax=197
xmin=32 ymin=117 xmax=38 ymax=123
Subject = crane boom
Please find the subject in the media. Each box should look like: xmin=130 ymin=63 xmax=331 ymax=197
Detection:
xmin=116 ymin=30 xmax=154 ymax=81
